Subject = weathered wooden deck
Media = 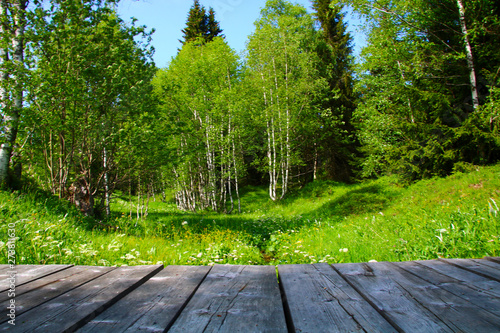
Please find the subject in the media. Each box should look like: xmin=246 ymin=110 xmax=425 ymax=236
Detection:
xmin=1 ymin=258 xmax=500 ymax=332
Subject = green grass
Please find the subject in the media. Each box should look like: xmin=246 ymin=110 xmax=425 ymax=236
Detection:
xmin=1 ymin=164 xmax=499 ymax=266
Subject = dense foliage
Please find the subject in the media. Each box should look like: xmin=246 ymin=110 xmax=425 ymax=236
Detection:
xmin=2 ymin=162 xmax=498 ymax=265
xmin=1 ymin=0 xmax=499 ymax=218
xmin=1 ymin=0 xmax=156 ymax=217
xmin=335 ymin=0 xmax=500 ymax=180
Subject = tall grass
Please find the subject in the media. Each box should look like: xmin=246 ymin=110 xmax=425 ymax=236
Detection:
xmin=1 ymin=164 xmax=499 ymax=266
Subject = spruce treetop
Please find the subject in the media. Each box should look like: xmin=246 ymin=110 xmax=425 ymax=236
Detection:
xmin=180 ymin=0 xmax=224 ymax=46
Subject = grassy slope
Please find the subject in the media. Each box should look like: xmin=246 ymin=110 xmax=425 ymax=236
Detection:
xmin=1 ymin=164 xmax=499 ymax=266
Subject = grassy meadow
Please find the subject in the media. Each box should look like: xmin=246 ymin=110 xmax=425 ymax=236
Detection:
xmin=1 ymin=164 xmax=499 ymax=266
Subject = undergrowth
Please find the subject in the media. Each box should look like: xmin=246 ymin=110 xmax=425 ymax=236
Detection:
xmin=1 ymin=164 xmax=499 ymax=266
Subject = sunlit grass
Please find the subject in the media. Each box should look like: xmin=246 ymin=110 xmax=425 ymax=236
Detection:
xmin=1 ymin=164 xmax=499 ymax=266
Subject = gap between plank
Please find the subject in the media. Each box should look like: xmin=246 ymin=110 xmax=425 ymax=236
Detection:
xmin=329 ymin=264 xmax=404 ymax=333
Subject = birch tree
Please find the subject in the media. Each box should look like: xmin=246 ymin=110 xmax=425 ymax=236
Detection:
xmin=246 ymin=0 xmax=323 ymax=200
xmin=154 ymin=37 xmax=243 ymax=212
xmin=0 ymin=0 xmax=26 ymax=188
xmin=25 ymin=0 xmax=155 ymax=216
xmin=337 ymin=0 xmax=500 ymax=179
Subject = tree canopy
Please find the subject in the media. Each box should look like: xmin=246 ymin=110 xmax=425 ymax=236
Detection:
xmin=180 ymin=0 xmax=223 ymax=46
xmin=1 ymin=0 xmax=499 ymax=217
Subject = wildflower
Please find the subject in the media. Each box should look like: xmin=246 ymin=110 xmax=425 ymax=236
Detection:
xmin=339 ymin=248 xmax=348 ymax=253
xmin=197 ymin=252 xmax=203 ymax=258
xmin=122 ymin=253 xmax=136 ymax=260
xmin=182 ymin=221 xmax=188 ymax=226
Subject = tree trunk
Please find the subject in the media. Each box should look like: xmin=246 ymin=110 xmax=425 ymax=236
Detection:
xmin=0 ymin=0 xmax=9 ymax=187
xmin=456 ymin=0 xmax=479 ymax=111
xmin=0 ymin=0 xmax=25 ymax=187
xmin=103 ymin=146 xmax=111 ymax=216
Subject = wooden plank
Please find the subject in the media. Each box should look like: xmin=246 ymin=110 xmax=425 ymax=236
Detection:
xmin=472 ymin=258 xmax=500 ymax=270
xmin=485 ymin=257 xmax=500 ymax=264
xmin=416 ymin=260 xmax=500 ymax=298
xmin=395 ymin=260 xmax=500 ymax=317
xmin=0 ymin=268 xmax=14 ymax=292
xmin=333 ymin=262 xmax=454 ymax=332
xmin=278 ymin=263 xmax=396 ymax=333
xmin=78 ymin=266 xmax=211 ymax=333
xmin=441 ymin=258 xmax=500 ymax=282
xmin=0 ymin=265 xmax=72 ymax=290
xmin=380 ymin=262 xmax=500 ymax=331
xmin=168 ymin=265 xmax=288 ymax=333
xmin=0 ymin=265 xmax=163 ymax=333
xmin=0 ymin=266 xmax=114 ymax=323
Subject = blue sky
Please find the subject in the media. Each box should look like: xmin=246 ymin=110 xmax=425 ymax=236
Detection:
xmin=117 ymin=0 xmax=366 ymax=68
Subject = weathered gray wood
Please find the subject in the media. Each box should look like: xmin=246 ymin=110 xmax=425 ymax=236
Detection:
xmin=11 ymin=265 xmax=71 ymax=286
xmin=441 ymin=258 xmax=500 ymax=282
xmin=472 ymin=258 xmax=500 ymax=271
xmin=333 ymin=262 xmax=454 ymax=332
xmin=417 ymin=259 xmax=500 ymax=298
xmin=395 ymin=260 xmax=500 ymax=317
xmin=278 ymin=263 xmax=396 ymax=333
xmin=382 ymin=261 xmax=500 ymax=331
xmin=0 ymin=264 xmax=72 ymax=292
xmin=0 ymin=266 xmax=114 ymax=323
xmin=78 ymin=265 xmax=211 ymax=333
xmin=0 ymin=265 xmax=163 ymax=332
xmin=485 ymin=257 xmax=500 ymax=264
xmin=168 ymin=265 xmax=288 ymax=333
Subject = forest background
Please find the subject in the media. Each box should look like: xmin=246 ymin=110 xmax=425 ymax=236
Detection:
xmin=0 ymin=0 xmax=499 ymax=266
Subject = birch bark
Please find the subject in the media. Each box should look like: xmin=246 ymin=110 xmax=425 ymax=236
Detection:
xmin=456 ymin=0 xmax=479 ymax=110
xmin=0 ymin=0 xmax=25 ymax=187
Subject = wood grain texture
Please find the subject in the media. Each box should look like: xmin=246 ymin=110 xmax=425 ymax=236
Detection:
xmin=278 ymin=263 xmax=396 ymax=333
xmin=441 ymin=258 xmax=500 ymax=282
xmin=396 ymin=260 xmax=500 ymax=318
xmin=417 ymin=259 xmax=500 ymax=297
xmin=78 ymin=265 xmax=211 ymax=333
xmin=168 ymin=265 xmax=288 ymax=333
xmin=485 ymin=257 xmax=500 ymax=264
xmin=3 ymin=260 xmax=500 ymax=332
xmin=0 ymin=266 xmax=113 ymax=324
xmin=0 ymin=265 xmax=162 ymax=333
xmin=0 ymin=265 xmax=72 ymax=292
xmin=387 ymin=261 xmax=500 ymax=330
xmin=333 ymin=262 xmax=454 ymax=332
xmin=471 ymin=258 xmax=500 ymax=271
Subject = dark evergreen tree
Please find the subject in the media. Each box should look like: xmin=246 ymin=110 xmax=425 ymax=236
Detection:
xmin=206 ymin=8 xmax=223 ymax=41
xmin=310 ymin=0 xmax=359 ymax=182
xmin=180 ymin=1 xmax=223 ymax=46
xmin=342 ymin=0 xmax=500 ymax=181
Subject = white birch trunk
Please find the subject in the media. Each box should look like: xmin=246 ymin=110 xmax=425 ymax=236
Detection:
xmin=103 ymin=146 xmax=110 ymax=216
xmin=396 ymin=59 xmax=415 ymax=123
xmin=282 ymin=41 xmax=290 ymax=200
xmin=232 ymin=139 xmax=241 ymax=213
xmin=456 ymin=0 xmax=479 ymax=110
xmin=0 ymin=1 xmax=25 ymax=186
xmin=0 ymin=0 xmax=9 ymax=186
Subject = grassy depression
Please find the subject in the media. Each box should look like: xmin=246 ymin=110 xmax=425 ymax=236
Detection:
xmin=1 ymin=164 xmax=499 ymax=266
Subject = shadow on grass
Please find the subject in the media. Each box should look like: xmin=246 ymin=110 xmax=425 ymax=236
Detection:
xmin=302 ymin=184 xmax=399 ymax=218
xmin=102 ymin=182 xmax=401 ymax=250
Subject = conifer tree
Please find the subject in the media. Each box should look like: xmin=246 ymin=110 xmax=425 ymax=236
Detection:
xmin=180 ymin=1 xmax=223 ymax=46
xmin=206 ymin=7 xmax=223 ymax=41
xmin=311 ymin=0 xmax=358 ymax=181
